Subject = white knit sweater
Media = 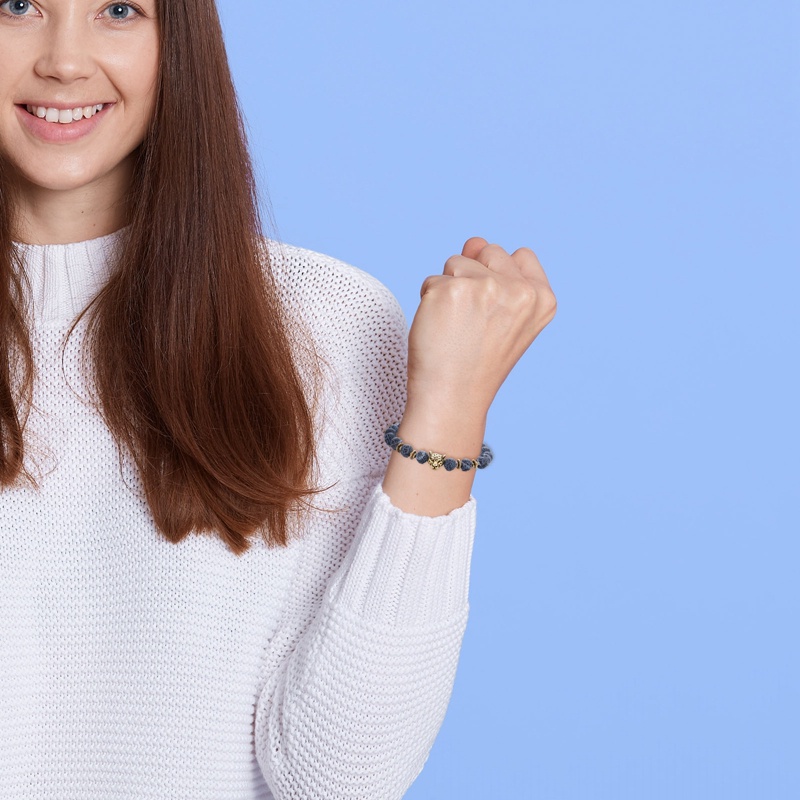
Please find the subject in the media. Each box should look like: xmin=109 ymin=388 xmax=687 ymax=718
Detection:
xmin=0 ymin=229 xmax=477 ymax=800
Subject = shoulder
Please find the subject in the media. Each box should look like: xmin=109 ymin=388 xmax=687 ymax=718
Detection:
xmin=262 ymin=239 xmax=408 ymax=351
xmin=260 ymin=240 xmax=409 ymax=477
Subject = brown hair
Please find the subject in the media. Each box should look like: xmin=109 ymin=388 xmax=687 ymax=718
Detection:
xmin=0 ymin=0 xmax=318 ymax=555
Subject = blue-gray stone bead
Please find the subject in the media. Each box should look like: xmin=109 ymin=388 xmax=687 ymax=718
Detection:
xmin=384 ymin=423 xmax=493 ymax=471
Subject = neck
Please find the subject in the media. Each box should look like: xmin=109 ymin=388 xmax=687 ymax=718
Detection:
xmin=10 ymin=158 xmax=134 ymax=246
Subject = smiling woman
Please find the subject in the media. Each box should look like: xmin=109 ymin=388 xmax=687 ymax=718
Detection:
xmin=0 ymin=0 xmax=158 ymax=218
xmin=0 ymin=0 xmax=555 ymax=798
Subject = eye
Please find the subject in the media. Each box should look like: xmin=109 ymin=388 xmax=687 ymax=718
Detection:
xmin=0 ymin=0 xmax=37 ymax=16
xmin=102 ymin=3 xmax=139 ymax=21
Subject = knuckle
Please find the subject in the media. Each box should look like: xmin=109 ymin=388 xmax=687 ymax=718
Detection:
xmin=443 ymin=255 xmax=462 ymax=274
xmin=420 ymin=275 xmax=438 ymax=297
xmin=538 ymin=289 xmax=558 ymax=324
xmin=449 ymin=276 xmax=473 ymax=301
xmin=482 ymin=243 xmax=506 ymax=258
xmin=543 ymin=289 xmax=558 ymax=316
xmin=515 ymin=246 xmax=539 ymax=260
xmin=452 ymin=277 xmax=489 ymax=312
xmin=479 ymin=276 xmax=501 ymax=303
xmin=510 ymin=280 xmax=537 ymax=309
xmin=512 ymin=281 xmax=557 ymax=324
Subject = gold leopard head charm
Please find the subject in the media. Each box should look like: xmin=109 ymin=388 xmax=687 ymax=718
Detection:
xmin=428 ymin=452 xmax=445 ymax=470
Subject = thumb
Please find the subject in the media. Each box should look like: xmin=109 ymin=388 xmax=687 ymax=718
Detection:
xmin=462 ymin=236 xmax=489 ymax=260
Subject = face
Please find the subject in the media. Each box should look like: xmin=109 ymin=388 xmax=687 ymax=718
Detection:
xmin=0 ymin=0 xmax=159 ymax=197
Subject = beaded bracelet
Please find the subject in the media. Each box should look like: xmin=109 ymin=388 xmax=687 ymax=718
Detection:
xmin=384 ymin=423 xmax=494 ymax=472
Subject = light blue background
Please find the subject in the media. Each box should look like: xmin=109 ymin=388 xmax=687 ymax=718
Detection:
xmin=218 ymin=2 xmax=799 ymax=798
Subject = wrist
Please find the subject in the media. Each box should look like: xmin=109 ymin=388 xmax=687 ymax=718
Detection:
xmin=394 ymin=406 xmax=488 ymax=462
xmin=381 ymin=404 xmax=492 ymax=516
xmin=404 ymin=385 xmax=489 ymax=426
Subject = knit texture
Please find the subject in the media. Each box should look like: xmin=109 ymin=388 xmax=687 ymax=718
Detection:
xmin=0 ymin=229 xmax=477 ymax=799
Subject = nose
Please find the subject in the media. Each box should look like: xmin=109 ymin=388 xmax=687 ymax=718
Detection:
xmin=33 ymin=14 xmax=97 ymax=84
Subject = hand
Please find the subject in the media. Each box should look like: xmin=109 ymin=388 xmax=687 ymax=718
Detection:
xmin=406 ymin=237 xmax=557 ymax=419
xmin=383 ymin=238 xmax=554 ymax=515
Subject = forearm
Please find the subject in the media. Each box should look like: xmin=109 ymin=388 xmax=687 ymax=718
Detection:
xmin=255 ymin=483 xmax=476 ymax=799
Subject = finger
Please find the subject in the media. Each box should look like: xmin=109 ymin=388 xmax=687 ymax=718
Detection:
xmin=419 ymin=273 xmax=452 ymax=299
xmin=442 ymin=254 xmax=491 ymax=278
xmin=474 ymin=243 xmax=521 ymax=276
xmin=461 ymin=236 xmax=488 ymax=260
xmin=512 ymin=246 xmax=550 ymax=282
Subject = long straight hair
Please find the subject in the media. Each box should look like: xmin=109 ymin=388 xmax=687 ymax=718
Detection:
xmin=0 ymin=0 xmax=318 ymax=555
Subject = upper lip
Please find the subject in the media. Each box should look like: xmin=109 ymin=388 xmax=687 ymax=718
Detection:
xmin=17 ymin=101 xmax=114 ymax=109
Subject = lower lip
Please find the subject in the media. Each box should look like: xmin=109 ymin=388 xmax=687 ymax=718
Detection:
xmin=15 ymin=104 xmax=113 ymax=144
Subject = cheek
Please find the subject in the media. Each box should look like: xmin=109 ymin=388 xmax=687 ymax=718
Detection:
xmin=0 ymin=43 xmax=26 ymax=102
xmin=106 ymin=36 xmax=160 ymax=110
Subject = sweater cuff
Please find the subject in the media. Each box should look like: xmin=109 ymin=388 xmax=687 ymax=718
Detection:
xmin=325 ymin=484 xmax=476 ymax=627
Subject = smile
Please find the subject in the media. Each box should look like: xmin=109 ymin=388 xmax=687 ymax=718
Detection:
xmin=15 ymin=102 xmax=113 ymax=144
xmin=24 ymin=104 xmax=106 ymax=124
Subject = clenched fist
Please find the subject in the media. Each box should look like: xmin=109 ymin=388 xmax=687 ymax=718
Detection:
xmin=407 ymin=237 xmax=557 ymax=419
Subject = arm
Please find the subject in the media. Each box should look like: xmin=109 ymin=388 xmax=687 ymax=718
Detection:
xmin=253 ymin=266 xmax=477 ymax=799
xmin=254 ymin=481 xmax=475 ymax=800
xmin=255 ymin=238 xmax=556 ymax=798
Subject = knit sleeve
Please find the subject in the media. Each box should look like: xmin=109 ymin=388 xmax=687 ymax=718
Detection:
xmin=253 ymin=249 xmax=477 ymax=799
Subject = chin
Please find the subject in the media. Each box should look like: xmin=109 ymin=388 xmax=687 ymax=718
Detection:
xmin=17 ymin=157 xmax=131 ymax=195
xmin=26 ymin=174 xmax=105 ymax=193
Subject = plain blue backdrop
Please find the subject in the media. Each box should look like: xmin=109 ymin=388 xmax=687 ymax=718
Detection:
xmin=217 ymin=2 xmax=799 ymax=798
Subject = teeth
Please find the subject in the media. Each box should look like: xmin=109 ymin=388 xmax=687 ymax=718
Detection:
xmin=25 ymin=104 xmax=105 ymax=124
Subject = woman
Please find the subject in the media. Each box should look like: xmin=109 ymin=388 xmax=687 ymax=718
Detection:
xmin=0 ymin=0 xmax=556 ymax=797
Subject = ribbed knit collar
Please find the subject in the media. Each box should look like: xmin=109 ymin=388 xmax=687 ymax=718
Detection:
xmin=12 ymin=226 xmax=129 ymax=325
